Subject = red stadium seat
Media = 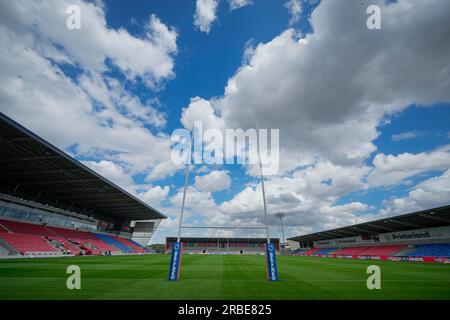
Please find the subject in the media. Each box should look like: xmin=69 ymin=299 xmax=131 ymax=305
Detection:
xmin=0 ymin=219 xmax=59 ymax=254
xmin=332 ymin=245 xmax=407 ymax=256
xmin=47 ymin=226 xmax=118 ymax=252
xmin=0 ymin=218 xmax=117 ymax=255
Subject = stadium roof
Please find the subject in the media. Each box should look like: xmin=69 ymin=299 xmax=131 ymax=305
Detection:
xmin=0 ymin=113 xmax=166 ymax=222
xmin=288 ymin=205 xmax=450 ymax=244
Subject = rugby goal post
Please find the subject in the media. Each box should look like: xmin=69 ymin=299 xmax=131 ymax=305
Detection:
xmin=168 ymin=125 xmax=279 ymax=281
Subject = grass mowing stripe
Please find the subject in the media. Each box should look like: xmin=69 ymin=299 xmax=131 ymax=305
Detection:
xmin=0 ymin=254 xmax=449 ymax=299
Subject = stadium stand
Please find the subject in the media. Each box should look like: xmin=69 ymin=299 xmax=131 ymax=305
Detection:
xmin=407 ymin=243 xmax=450 ymax=257
xmin=0 ymin=219 xmax=54 ymax=236
xmin=94 ymin=233 xmax=134 ymax=252
xmin=46 ymin=226 xmax=119 ymax=254
xmin=0 ymin=219 xmax=58 ymax=254
xmin=357 ymin=245 xmax=407 ymax=256
xmin=288 ymin=205 xmax=450 ymax=263
xmin=0 ymin=232 xmax=58 ymax=254
xmin=302 ymin=248 xmax=323 ymax=255
xmin=291 ymin=248 xmax=308 ymax=255
xmin=314 ymin=247 xmax=338 ymax=255
xmin=0 ymin=218 xmax=148 ymax=256
xmin=0 ymin=113 xmax=165 ymax=257
xmin=111 ymin=236 xmax=146 ymax=253
xmin=47 ymin=237 xmax=82 ymax=255
xmin=294 ymin=243 xmax=450 ymax=259
xmin=166 ymin=237 xmax=280 ymax=254
xmin=331 ymin=245 xmax=407 ymax=256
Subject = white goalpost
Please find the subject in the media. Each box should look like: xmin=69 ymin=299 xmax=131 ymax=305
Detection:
xmin=167 ymin=126 xmax=279 ymax=281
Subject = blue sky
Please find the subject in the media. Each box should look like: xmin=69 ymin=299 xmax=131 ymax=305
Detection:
xmin=0 ymin=0 xmax=449 ymax=243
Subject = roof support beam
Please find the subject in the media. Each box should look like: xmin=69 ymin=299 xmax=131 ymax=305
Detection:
xmin=44 ymin=186 xmax=111 ymax=193
xmin=58 ymin=193 xmax=119 ymax=200
xmin=366 ymin=223 xmax=397 ymax=232
xmin=418 ymin=213 xmax=450 ymax=224
xmin=0 ymin=155 xmax=61 ymax=162
xmin=331 ymin=229 xmax=359 ymax=237
xmin=66 ymin=200 xmax=132 ymax=206
xmin=315 ymin=233 xmax=337 ymax=240
xmin=351 ymin=227 xmax=378 ymax=235
xmin=0 ymin=168 xmax=83 ymax=176
xmin=387 ymin=219 xmax=422 ymax=229
xmin=0 ymin=137 xmax=34 ymax=144
xmin=24 ymin=178 xmax=99 ymax=185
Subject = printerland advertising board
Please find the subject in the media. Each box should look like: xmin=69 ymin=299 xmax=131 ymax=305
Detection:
xmin=379 ymin=226 xmax=450 ymax=242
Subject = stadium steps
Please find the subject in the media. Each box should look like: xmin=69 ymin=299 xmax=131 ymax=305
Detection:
xmin=0 ymin=219 xmax=60 ymax=254
xmin=332 ymin=247 xmax=368 ymax=255
xmin=0 ymin=233 xmax=59 ymax=254
xmin=0 ymin=238 xmax=17 ymax=255
xmin=303 ymin=248 xmax=323 ymax=255
xmin=44 ymin=225 xmax=66 ymax=238
xmin=0 ymin=222 xmax=12 ymax=233
xmin=394 ymin=245 xmax=416 ymax=256
xmin=291 ymin=248 xmax=309 ymax=255
xmin=61 ymin=241 xmax=82 ymax=255
xmin=314 ymin=247 xmax=338 ymax=255
xmin=0 ymin=219 xmax=138 ymax=256
xmin=129 ymin=238 xmax=147 ymax=251
xmin=46 ymin=226 xmax=118 ymax=253
xmin=0 ymin=242 xmax=10 ymax=255
xmin=112 ymin=236 xmax=146 ymax=253
xmin=44 ymin=227 xmax=83 ymax=255
xmin=46 ymin=237 xmax=81 ymax=255
xmin=94 ymin=233 xmax=134 ymax=252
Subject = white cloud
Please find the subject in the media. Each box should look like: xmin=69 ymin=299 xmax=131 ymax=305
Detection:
xmin=229 ymin=0 xmax=252 ymax=11
xmin=0 ymin=0 xmax=182 ymax=182
xmin=196 ymin=165 xmax=210 ymax=174
xmin=177 ymin=1 xmax=450 ymax=239
xmin=181 ymin=97 xmax=225 ymax=131
xmin=368 ymin=146 xmax=450 ymax=187
xmin=0 ymin=1 xmax=177 ymax=88
xmin=2 ymin=0 xmax=450 ymax=242
xmin=380 ymin=170 xmax=450 ymax=216
xmin=213 ymin=0 xmax=450 ymax=175
xmin=78 ymin=73 xmax=167 ymax=128
xmin=194 ymin=0 xmax=218 ymax=33
xmin=170 ymin=187 xmax=220 ymax=221
xmin=218 ymin=160 xmax=371 ymax=234
xmin=138 ymin=186 xmax=171 ymax=207
xmin=195 ymin=170 xmax=232 ymax=192
xmin=83 ymin=160 xmax=134 ymax=190
xmin=285 ymin=0 xmax=302 ymax=25
xmin=391 ymin=131 xmax=420 ymax=142
xmin=167 ymin=0 xmax=449 ymax=239
xmin=82 ymin=159 xmax=171 ymax=213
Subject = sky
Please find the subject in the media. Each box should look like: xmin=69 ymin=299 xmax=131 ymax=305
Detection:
xmin=0 ymin=0 xmax=449 ymax=244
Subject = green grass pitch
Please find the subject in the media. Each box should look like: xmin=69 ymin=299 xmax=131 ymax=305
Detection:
xmin=0 ymin=254 xmax=449 ymax=300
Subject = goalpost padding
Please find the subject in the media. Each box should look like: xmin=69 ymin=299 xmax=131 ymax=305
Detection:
xmin=266 ymin=243 xmax=279 ymax=281
xmin=167 ymin=232 xmax=279 ymax=282
xmin=168 ymin=242 xmax=182 ymax=281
